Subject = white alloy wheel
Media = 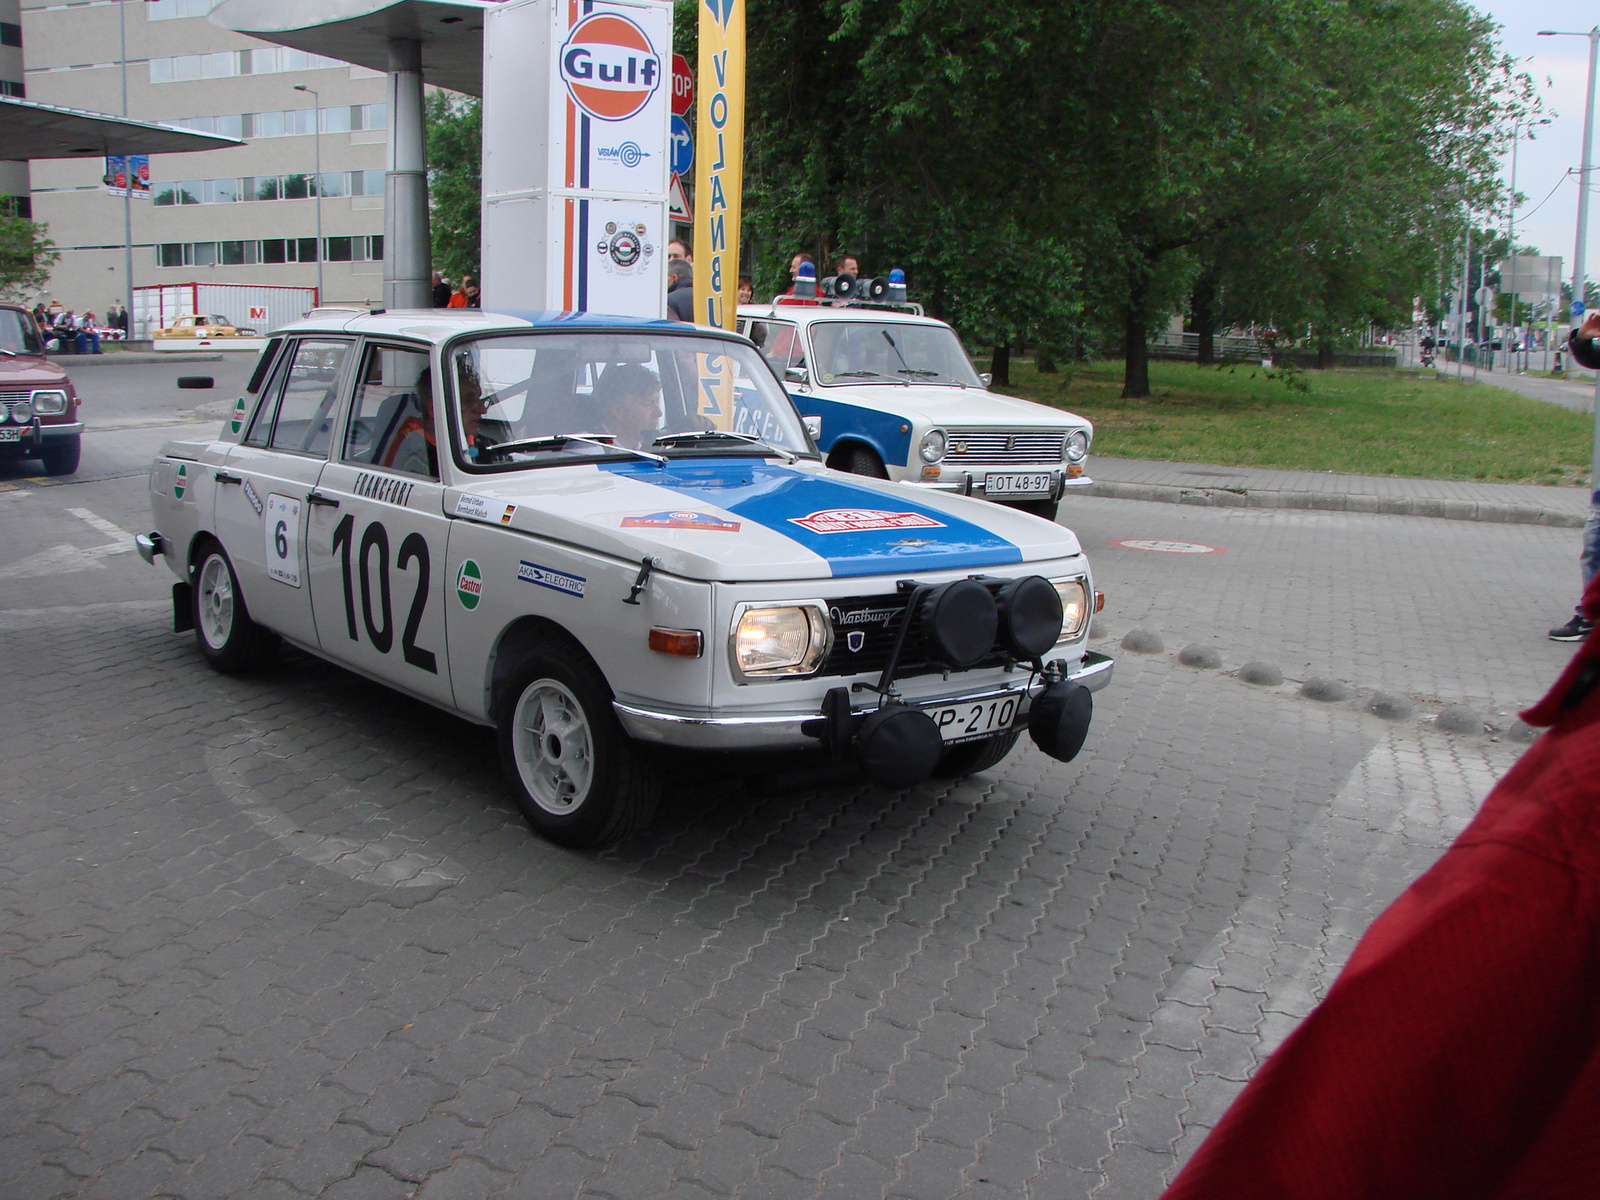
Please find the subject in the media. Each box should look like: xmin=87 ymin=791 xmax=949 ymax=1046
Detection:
xmin=198 ymin=553 xmax=236 ymax=650
xmin=511 ymin=678 xmax=596 ymax=816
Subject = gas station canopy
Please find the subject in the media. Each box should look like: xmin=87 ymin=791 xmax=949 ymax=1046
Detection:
xmin=208 ymin=0 xmax=501 ymax=96
xmin=0 ymin=96 xmax=243 ymax=160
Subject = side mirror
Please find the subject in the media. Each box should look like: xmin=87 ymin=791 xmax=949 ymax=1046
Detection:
xmin=176 ymin=376 xmax=215 ymax=389
xmin=784 ymin=366 xmax=809 ymax=385
xmin=802 ymin=415 xmax=822 ymax=440
xmin=978 ymin=373 xmax=993 ymax=387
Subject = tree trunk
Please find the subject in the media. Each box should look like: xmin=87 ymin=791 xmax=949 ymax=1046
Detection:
xmin=1316 ymin=338 xmax=1333 ymax=370
xmin=989 ymin=341 xmax=1011 ymax=386
xmin=1192 ymin=272 xmax=1218 ymax=365
xmin=1122 ymin=277 xmax=1151 ymax=398
xmin=1036 ymin=348 xmax=1058 ymax=373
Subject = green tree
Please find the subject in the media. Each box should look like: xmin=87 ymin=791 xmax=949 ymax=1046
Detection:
xmin=425 ymin=91 xmax=482 ymax=284
xmin=0 ymin=216 xmax=58 ymax=300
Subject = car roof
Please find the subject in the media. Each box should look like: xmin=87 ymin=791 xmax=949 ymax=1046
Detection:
xmin=266 ymin=307 xmax=724 ymax=343
xmin=737 ymin=303 xmax=943 ymax=329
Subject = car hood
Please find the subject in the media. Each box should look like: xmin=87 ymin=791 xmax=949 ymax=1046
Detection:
xmin=0 ymin=355 xmax=69 ymax=388
xmin=445 ymin=457 xmax=1082 ymax=582
xmin=805 ymin=383 xmax=1088 ymax=428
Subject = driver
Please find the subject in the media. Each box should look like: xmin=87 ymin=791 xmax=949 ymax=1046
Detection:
xmin=591 ymin=362 xmax=663 ymax=450
xmin=384 ymin=363 xmax=490 ymax=476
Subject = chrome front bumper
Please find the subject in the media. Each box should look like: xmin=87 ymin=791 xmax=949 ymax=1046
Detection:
xmin=904 ymin=466 xmax=1093 ymax=498
xmin=614 ymin=650 xmax=1114 ymax=751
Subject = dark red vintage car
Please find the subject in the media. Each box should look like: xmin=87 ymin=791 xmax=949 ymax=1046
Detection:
xmin=0 ymin=304 xmax=81 ymax=476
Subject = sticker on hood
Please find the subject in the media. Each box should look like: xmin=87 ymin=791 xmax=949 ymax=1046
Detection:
xmin=621 ymin=510 xmax=741 ymax=532
xmin=789 ymin=508 xmax=945 ymax=535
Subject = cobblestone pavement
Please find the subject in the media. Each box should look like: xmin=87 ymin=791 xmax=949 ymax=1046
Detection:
xmin=0 ymin=474 xmax=1560 ymax=1199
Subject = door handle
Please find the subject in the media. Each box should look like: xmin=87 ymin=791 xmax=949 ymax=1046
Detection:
xmin=306 ymin=490 xmax=340 ymax=508
xmin=213 ymin=470 xmax=242 ymax=485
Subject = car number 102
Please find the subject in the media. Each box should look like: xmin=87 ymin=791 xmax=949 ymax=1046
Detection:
xmin=329 ymin=514 xmax=438 ymax=674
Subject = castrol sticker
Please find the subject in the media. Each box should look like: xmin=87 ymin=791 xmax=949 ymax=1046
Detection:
xmin=456 ymin=559 xmax=483 ymax=610
xmin=559 ymin=12 xmax=662 ymax=122
xmin=789 ymin=509 xmax=946 ymax=535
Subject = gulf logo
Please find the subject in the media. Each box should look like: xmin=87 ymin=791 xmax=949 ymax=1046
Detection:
xmin=559 ymin=12 xmax=662 ymax=122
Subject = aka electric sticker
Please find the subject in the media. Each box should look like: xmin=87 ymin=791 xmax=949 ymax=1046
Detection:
xmin=621 ymin=510 xmax=741 ymax=532
xmin=456 ymin=559 xmax=483 ymax=610
xmin=788 ymin=508 xmax=945 ymax=535
xmin=517 ymin=560 xmax=587 ymax=598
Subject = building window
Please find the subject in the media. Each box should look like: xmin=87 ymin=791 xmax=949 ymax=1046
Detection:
xmin=157 ymin=238 xmax=384 ymax=269
xmin=149 ymin=46 xmax=341 ymax=84
xmin=152 ymin=171 xmax=388 ymax=206
xmin=146 ymin=0 xmax=221 ymax=19
xmin=0 ymin=22 xmax=22 ymax=47
xmin=175 ymin=105 xmax=386 ymax=142
xmin=1 ymin=196 xmax=30 ymax=219
xmin=0 ymin=80 xmax=24 ymax=98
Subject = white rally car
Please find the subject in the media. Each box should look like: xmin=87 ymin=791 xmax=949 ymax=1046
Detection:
xmin=739 ymin=299 xmax=1094 ymax=521
xmin=138 ymin=310 xmax=1112 ymax=846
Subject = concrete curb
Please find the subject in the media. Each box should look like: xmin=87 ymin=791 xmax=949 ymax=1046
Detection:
xmin=1081 ymin=479 xmax=1586 ymax=528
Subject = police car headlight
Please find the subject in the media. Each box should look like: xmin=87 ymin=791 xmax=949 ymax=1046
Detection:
xmin=1051 ymin=577 xmax=1089 ymax=640
xmin=8 ymin=398 xmax=33 ymax=423
xmin=30 ymin=391 xmax=67 ymax=417
xmin=918 ymin=429 xmax=947 ymax=464
xmin=1064 ymin=430 xmax=1090 ymax=463
xmin=731 ymin=602 xmax=833 ymax=678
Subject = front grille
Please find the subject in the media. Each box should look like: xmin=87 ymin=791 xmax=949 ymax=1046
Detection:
xmin=820 ymin=589 xmax=1010 ymax=680
xmin=943 ymin=427 xmax=1064 ymax=465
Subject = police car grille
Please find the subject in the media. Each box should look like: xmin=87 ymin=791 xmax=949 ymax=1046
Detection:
xmin=819 ymin=591 xmax=1009 ymax=680
xmin=943 ymin=428 xmax=1064 ymax=465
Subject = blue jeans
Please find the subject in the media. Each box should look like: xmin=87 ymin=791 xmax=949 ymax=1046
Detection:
xmin=1581 ymin=488 xmax=1600 ymax=616
xmin=73 ymin=329 xmax=100 ymax=354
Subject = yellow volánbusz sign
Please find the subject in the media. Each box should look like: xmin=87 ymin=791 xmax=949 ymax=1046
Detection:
xmin=693 ymin=0 xmax=744 ymax=331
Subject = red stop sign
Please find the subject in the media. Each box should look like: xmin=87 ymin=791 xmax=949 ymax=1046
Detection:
xmin=671 ymin=53 xmax=694 ymax=116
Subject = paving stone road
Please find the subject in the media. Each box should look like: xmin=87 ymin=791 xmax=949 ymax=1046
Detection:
xmin=0 ymin=451 xmax=1571 ymax=1199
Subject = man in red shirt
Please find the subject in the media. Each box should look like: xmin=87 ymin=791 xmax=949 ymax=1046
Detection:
xmin=1161 ymin=575 xmax=1600 ymax=1200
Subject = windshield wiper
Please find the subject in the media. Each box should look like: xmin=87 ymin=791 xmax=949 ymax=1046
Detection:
xmin=832 ymin=369 xmax=907 ymax=385
xmin=652 ymin=429 xmax=796 ymax=462
xmin=896 ymin=367 xmax=967 ymax=387
xmin=483 ymin=433 xmax=666 ymax=464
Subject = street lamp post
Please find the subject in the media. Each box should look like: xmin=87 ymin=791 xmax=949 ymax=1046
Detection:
xmin=293 ymin=84 xmax=324 ymax=302
xmin=1539 ymin=28 xmax=1600 ymax=489
xmin=118 ymin=0 xmax=134 ymax=340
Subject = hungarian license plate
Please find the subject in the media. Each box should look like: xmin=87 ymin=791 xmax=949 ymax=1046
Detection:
xmin=0 ymin=428 xmax=21 ymax=443
xmin=922 ymin=694 xmax=1022 ymax=744
xmin=985 ymin=472 xmax=1051 ymax=497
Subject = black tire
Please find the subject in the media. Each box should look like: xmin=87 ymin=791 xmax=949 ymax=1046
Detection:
xmin=1009 ymin=498 xmax=1059 ymax=522
xmin=39 ymin=437 xmax=80 ymax=477
xmin=497 ymin=646 xmax=662 ymax=847
xmin=931 ymin=730 xmax=1022 ymax=779
xmin=191 ymin=543 xmax=279 ymax=673
xmin=839 ymin=444 xmax=889 ymax=479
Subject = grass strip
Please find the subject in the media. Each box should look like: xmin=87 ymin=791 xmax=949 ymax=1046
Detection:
xmin=995 ymin=359 xmax=1593 ymax=486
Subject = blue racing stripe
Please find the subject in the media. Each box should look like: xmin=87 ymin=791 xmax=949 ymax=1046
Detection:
xmin=601 ymin=460 xmax=1022 ymax=577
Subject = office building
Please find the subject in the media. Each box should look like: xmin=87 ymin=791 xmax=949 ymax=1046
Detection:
xmin=21 ymin=0 xmax=390 ymax=326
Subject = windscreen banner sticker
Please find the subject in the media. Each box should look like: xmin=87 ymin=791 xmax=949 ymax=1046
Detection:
xmin=621 ymin=510 xmax=741 ymax=532
xmin=517 ymin=560 xmax=587 ymax=598
xmin=789 ymin=509 xmax=945 ymax=535
xmin=265 ymin=493 xmax=302 ymax=587
xmin=229 ymin=396 xmax=248 ymax=437
xmin=696 ymin=352 xmax=736 ymax=431
xmin=454 ymin=493 xmax=495 ymax=521
xmin=242 ymin=477 xmax=264 ymax=515
xmin=173 ymin=463 xmax=188 ymax=500
xmin=456 ymin=559 xmax=483 ymax=610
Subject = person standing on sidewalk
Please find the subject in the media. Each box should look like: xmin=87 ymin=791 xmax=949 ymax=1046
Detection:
xmin=1549 ymin=312 xmax=1600 ymax=641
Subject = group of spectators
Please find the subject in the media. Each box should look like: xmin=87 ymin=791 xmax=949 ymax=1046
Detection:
xmin=430 ymin=271 xmax=480 ymax=309
xmin=666 ymin=240 xmax=865 ymax=321
xmin=28 ymin=301 xmax=130 ymax=354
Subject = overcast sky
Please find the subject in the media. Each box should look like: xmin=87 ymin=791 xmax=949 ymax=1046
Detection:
xmin=1474 ymin=1 xmax=1598 ymax=279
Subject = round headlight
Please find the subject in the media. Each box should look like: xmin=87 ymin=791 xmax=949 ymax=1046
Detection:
xmin=918 ymin=428 xmax=947 ymax=464
xmin=1065 ymin=430 xmax=1090 ymax=463
xmin=9 ymin=398 xmax=33 ymax=423
xmin=732 ymin=604 xmax=832 ymax=677
xmin=30 ymin=390 xmax=68 ymax=416
xmin=1051 ymin=578 xmax=1090 ymax=639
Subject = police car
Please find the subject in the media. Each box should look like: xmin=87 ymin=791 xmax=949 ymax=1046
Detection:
xmin=739 ymin=272 xmax=1094 ymax=521
xmin=138 ymin=309 xmax=1112 ymax=847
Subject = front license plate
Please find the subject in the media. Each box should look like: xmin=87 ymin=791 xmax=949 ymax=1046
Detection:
xmin=923 ymin=694 xmax=1022 ymax=744
xmin=0 ymin=428 xmax=21 ymax=443
xmin=985 ymin=472 xmax=1051 ymax=497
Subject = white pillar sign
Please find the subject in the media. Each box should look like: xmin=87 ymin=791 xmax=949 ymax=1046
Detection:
xmin=481 ymin=0 xmax=673 ymax=318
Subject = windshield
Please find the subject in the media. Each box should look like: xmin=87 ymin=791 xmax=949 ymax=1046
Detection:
xmin=446 ymin=331 xmax=814 ymax=470
xmin=0 ymin=309 xmax=44 ymax=355
xmin=810 ymin=320 xmax=983 ymax=387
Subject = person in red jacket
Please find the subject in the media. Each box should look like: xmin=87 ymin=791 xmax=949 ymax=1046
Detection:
xmin=1160 ymin=574 xmax=1600 ymax=1200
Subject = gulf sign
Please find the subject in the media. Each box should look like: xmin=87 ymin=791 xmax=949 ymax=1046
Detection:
xmin=560 ymin=12 xmax=662 ymax=122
